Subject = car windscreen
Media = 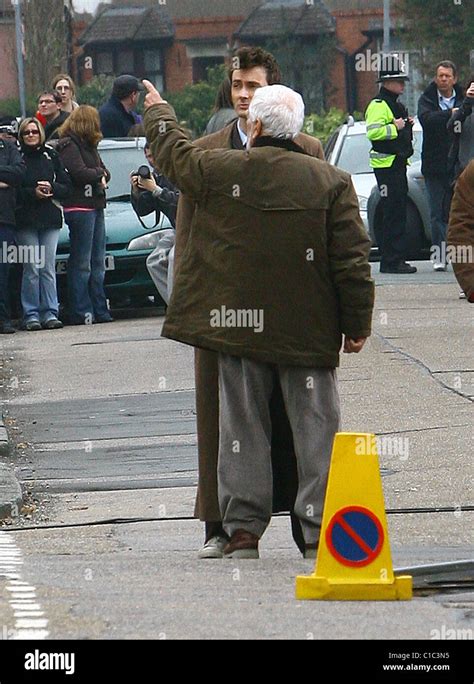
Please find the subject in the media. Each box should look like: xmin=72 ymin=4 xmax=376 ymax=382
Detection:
xmin=336 ymin=130 xmax=422 ymax=174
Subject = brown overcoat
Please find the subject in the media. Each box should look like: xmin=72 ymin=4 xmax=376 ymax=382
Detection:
xmin=447 ymin=160 xmax=474 ymax=302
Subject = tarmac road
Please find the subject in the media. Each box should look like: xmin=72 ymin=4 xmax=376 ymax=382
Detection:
xmin=0 ymin=261 xmax=473 ymax=641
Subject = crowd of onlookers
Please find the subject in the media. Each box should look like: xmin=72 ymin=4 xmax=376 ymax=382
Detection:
xmin=0 ymin=73 xmax=180 ymax=334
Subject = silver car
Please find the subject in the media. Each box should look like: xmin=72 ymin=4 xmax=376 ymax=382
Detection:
xmin=325 ymin=119 xmax=431 ymax=258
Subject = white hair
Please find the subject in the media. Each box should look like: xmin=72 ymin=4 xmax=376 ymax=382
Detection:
xmin=248 ymin=85 xmax=305 ymax=140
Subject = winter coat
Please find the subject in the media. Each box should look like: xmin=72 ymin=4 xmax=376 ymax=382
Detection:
xmin=57 ymin=133 xmax=110 ymax=210
xmin=447 ymin=97 xmax=474 ymax=178
xmin=0 ymin=139 xmax=26 ymax=227
xmin=418 ymin=81 xmax=464 ymax=176
xmin=131 ymin=171 xmax=179 ymax=228
xmin=16 ymin=144 xmax=72 ymax=230
xmin=145 ymin=103 xmax=374 ymax=367
xmin=44 ymin=111 xmax=69 ymax=141
xmin=447 ymin=160 xmax=474 ymax=301
xmin=99 ymin=95 xmax=137 ymax=138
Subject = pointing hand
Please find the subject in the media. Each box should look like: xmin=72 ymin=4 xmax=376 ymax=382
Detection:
xmin=142 ymin=79 xmax=165 ymax=110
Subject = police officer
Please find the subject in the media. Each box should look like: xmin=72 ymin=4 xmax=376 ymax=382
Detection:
xmin=0 ymin=115 xmax=26 ymax=334
xmin=366 ymin=56 xmax=417 ymax=274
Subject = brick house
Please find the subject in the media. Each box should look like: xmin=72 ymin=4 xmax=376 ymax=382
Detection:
xmin=76 ymin=0 xmax=422 ymax=114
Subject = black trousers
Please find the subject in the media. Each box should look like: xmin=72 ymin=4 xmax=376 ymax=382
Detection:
xmin=374 ymin=157 xmax=409 ymax=267
xmin=0 ymin=224 xmax=15 ymax=323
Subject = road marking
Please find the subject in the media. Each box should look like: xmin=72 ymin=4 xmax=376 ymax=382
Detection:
xmin=0 ymin=530 xmax=49 ymax=639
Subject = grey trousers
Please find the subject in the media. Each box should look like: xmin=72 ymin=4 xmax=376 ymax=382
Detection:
xmin=146 ymin=230 xmax=175 ymax=305
xmin=217 ymin=353 xmax=341 ymax=544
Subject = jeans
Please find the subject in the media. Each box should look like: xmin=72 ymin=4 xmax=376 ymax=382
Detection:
xmin=65 ymin=210 xmax=109 ymax=322
xmin=0 ymin=224 xmax=15 ymax=323
xmin=425 ymin=174 xmax=451 ymax=260
xmin=373 ymin=158 xmax=409 ymax=266
xmin=16 ymin=226 xmax=60 ymax=323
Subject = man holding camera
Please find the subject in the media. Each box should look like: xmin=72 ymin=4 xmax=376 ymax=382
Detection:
xmin=365 ymin=56 xmax=417 ymax=274
xmin=0 ymin=115 xmax=26 ymax=334
xmin=131 ymin=143 xmax=179 ymax=304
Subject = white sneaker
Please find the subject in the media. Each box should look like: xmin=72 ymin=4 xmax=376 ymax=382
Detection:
xmin=459 ymin=290 xmax=467 ymax=299
xmin=433 ymin=262 xmax=447 ymax=272
xmin=197 ymin=535 xmax=227 ymax=559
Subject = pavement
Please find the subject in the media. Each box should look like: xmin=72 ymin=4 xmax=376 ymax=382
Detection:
xmin=0 ymin=260 xmax=473 ymax=643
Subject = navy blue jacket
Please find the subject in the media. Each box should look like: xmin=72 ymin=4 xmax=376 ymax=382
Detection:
xmin=418 ymin=81 xmax=464 ymax=176
xmin=0 ymin=139 xmax=26 ymax=226
xmin=99 ymin=95 xmax=137 ymax=138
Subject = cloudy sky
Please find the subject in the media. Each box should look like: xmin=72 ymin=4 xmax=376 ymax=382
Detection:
xmin=72 ymin=0 xmax=109 ymax=13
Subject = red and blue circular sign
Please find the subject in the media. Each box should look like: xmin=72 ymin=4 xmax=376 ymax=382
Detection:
xmin=326 ymin=506 xmax=384 ymax=567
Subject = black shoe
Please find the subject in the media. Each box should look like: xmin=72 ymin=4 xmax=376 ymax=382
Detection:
xmin=94 ymin=314 xmax=114 ymax=323
xmin=0 ymin=321 xmax=16 ymax=334
xmin=380 ymin=261 xmax=417 ymax=274
xmin=23 ymin=320 xmax=42 ymax=331
xmin=42 ymin=318 xmax=64 ymax=330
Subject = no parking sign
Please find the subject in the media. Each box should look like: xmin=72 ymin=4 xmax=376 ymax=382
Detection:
xmin=326 ymin=506 xmax=384 ymax=567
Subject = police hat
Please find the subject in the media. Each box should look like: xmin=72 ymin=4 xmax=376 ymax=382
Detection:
xmin=377 ymin=55 xmax=410 ymax=83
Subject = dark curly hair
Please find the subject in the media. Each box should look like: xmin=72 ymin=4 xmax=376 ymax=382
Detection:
xmin=228 ymin=46 xmax=281 ymax=85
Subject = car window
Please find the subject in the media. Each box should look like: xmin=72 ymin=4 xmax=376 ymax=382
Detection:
xmin=336 ymin=131 xmax=422 ymax=174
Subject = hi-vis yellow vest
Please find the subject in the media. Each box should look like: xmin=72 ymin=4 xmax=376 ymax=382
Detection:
xmin=365 ymin=98 xmax=399 ymax=169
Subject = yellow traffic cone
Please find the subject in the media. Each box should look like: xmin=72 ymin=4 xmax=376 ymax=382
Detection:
xmin=296 ymin=432 xmax=412 ymax=600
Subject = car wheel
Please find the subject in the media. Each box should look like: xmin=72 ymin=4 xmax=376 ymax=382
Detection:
xmin=373 ymin=200 xmax=426 ymax=260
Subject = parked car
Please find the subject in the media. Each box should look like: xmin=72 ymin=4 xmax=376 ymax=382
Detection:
xmin=55 ymin=137 xmax=173 ymax=307
xmin=324 ymin=118 xmax=431 ymax=258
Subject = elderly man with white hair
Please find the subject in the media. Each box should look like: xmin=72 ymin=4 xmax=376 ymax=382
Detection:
xmin=143 ymin=80 xmax=375 ymax=559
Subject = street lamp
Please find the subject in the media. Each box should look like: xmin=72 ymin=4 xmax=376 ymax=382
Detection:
xmin=11 ymin=0 xmax=26 ymax=118
xmin=383 ymin=0 xmax=391 ymax=55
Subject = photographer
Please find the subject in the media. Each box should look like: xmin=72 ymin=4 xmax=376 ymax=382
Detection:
xmin=448 ymin=76 xmax=474 ymax=179
xmin=131 ymin=143 xmax=179 ymax=304
xmin=0 ymin=115 xmax=26 ymax=334
xmin=130 ymin=142 xmax=179 ymax=228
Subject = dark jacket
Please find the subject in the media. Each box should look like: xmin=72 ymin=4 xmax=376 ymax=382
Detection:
xmin=131 ymin=171 xmax=179 ymax=227
xmin=145 ymin=103 xmax=374 ymax=368
xmin=447 ymin=97 xmax=474 ymax=178
xmin=16 ymin=144 xmax=72 ymax=230
xmin=99 ymin=95 xmax=137 ymax=138
xmin=418 ymin=81 xmax=464 ymax=176
xmin=57 ymin=133 xmax=110 ymax=210
xmin=0 ymin=139 xmax=26 ymax=226
xmin=44 ymin=111 xmax=69 ymax=141
xmin=447 ymin=160 xmax=474 ymax=301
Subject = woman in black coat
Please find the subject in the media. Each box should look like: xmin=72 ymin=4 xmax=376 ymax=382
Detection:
xmin=16 ymin=118 xmax=71 ymax=330
xmin=57 ymin=105 xmax=112 ymax=325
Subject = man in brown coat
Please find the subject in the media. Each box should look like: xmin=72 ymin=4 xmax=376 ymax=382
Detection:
xmin=143 ymin=79 xmax=375 ymax=559
xmin=447 ymin=160 xmax=474 ymax=302
xmin=175 ymin=47 xmax=325 ymax=558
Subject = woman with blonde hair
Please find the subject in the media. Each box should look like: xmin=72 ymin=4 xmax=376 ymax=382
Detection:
xmin=51 ymin=74 xmax=79 ymax=114
xmin=16 ymin=117 xmax=71 ymax=330
xmin=57 ymin=106 xmax=113 ymax=324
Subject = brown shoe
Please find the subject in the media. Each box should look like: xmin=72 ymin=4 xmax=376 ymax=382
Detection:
xmin=223 ymin=529 xmax=259 ymax=559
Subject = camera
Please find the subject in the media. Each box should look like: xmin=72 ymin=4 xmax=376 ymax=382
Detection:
xmin=132 ymin=165 xmax=152 ymax=180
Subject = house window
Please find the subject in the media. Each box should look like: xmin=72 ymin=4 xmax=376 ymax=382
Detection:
xmin=96 ymin=51 xmax=114 ymax=75
xmin=116 ymin=50 xmax=135 ymax=74
xmin=192 ymin=57 xmax=224 ymax=84
xmin=143 ymin=50 xmax=164 ymax=92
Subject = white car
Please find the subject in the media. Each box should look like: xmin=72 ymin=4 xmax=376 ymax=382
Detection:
xmin=325 ymin=118 xmax=431 ymax=257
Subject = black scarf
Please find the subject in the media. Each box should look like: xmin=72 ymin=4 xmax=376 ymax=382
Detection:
xmin=253 ymin=135 xmax=307 ymax=155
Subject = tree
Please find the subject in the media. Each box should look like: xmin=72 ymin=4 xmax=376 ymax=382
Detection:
xmin=395 ymin=0 xmax=474 ymax=84
xmin=166 ymin=65 xmax=227 ymax=137
xmin=23 ymin=0 xmax=69 ymax=97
